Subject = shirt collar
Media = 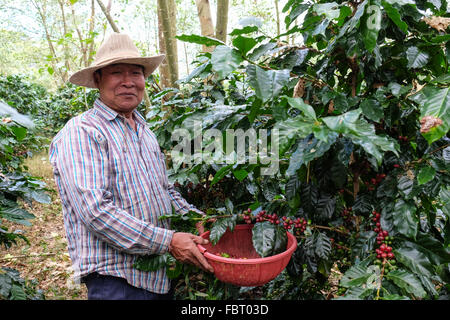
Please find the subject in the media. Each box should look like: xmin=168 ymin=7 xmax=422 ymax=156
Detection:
xmin=93 ymin=98 xmax=147 ymax=126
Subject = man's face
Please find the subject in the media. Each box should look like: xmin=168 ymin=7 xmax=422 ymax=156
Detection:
xmin=95 ymin=63 xmax=145 ymax=115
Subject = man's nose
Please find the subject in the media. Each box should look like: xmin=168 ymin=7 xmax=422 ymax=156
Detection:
xmin=121 ymin=72 xmax=135 ymax=86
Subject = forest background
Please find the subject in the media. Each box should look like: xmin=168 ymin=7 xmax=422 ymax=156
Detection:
xmin=0 ymin=0 xmax=293 ymax=90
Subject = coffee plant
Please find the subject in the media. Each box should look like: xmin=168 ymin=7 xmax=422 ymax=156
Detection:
xmin=139 ymin=0 xmax=449 ymax=300
xmin=0 ymin=101 xmax=51 ymax=299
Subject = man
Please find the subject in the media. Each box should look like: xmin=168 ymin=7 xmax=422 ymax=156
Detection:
xmin=49 ymin=33 xmax=213 ymax=300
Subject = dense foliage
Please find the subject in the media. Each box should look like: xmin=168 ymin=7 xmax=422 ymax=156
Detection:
xmin=140 ymin=0 xmax=449 ymax=300
xmin=0 ymin=99 xmax=51 ymax=299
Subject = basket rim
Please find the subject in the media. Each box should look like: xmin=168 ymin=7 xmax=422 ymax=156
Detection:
xmin=197 ymin=224 xmax=298 ymax=265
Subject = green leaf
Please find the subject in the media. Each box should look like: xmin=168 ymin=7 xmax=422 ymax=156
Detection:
xmin=430 ymin=74 xmax=450 ymax=85
xmin=275 ymin=116 xmax=317 ymax=152
xmin=229 ymin=26 xmax=259 ymax=36
xmin=286 ymin=97 xmax=317 ymax=120
xmin=322 ymin=109 xmax=362 ymax=133
xmin=176 ymin=34 xmax=225 ymax=47
xmin=133 ymin=253 xmax=172 ymax=272
xmin=330 ymin=0 xmax=368 ymax=48
xmin=406 ymin=46 xmax=430 ymax=69
xmin=340 ymin=262 xmax=373 ymax=288
xmin=29 ymin=190 xmax=51 ymax=204
xmin=248 ymin=42 xmax=278 ymax=61
xmin=312 ymin=231 xmax=332 ymax=259
xmin=252 ymin=221 xmax=287 ymax=257
xmin=394 ymin=234 xmax=450 ymax=284
xmin=381 ymin=0 xmax=408 ymax=33
xmin=397 ymin=175 xmax=414 ymax=199
xmin=0 ymin=207 xmax=35 ymax=226
xmin=353 ymin=194 xmax=373 ymax=215
xmin=211 ymin=45 xmax=244 ymax=79
xmin=336 ymin=6 xmax=352 ymax=25
xmin=323 ymin=109 xmax=399 ymax=165
xmin=246 ymin=65 xmax=291 ymax=103
xmin=11 ymin=126 xmax=27 ymax=141
xmin=360 ymin=98 xmax=383 ymax=122
xmin=210 ymin=216 xmax=236 ymax=245
xmin=224 ymin=198 xmax=234 ymax=215
xmin=179 ymin=62 xmax=210 ymax=83
xmin=232 ymin=168 xmax=249 ymax=181
xmin=393 ymin=199 xmax=418 ymax=239
xmin=211 ymin=164 xmax=233 ymax=186
xmin=0 ymin=272 xmax=13 ymax=298
xmin=385 ymin=269 xmax=426 ymax=298
xmin=232 ymin=35 xmax=258 ymax=55
xmin=286 ymin=134 xmax=337 ymax=176
xmin=10 ymin=284 xmax=27 ymax=300
xmin=417 ymin=166 xmax=436 ymax=185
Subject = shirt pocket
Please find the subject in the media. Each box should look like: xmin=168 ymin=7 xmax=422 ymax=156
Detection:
xmin=147 ymin=150 xmax=169 ymax=190
xmin=112 ymin=155 xmax=140 ymax=210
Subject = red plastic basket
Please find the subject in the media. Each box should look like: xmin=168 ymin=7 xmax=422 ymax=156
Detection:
xmin=197 ymin=224 xmax=298 ymax=287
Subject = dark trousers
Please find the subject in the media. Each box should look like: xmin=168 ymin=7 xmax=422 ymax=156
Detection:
xmin=82 ymin=272 xmax=174 ymax=300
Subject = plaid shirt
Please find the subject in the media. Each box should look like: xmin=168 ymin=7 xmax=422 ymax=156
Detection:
xmin=49 ymin=99 xmax=201 ymax=294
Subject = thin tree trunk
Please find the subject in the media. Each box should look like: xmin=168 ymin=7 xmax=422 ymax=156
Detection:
xmin=157 ymin=0 xmax=179 ymax=88
xmin=87 ymin=0 xmax=96 ymax=66
xmin=183 ymin=41 xmax=190 ymax=75
xmin=274 ymin=0 xmax=280 ymax=37
xmin=215 ymin=0 xmax=229 ymax=43
xmin=168 ymin=0 xmax=179 ymax=85
xmin=70 ymin=2 xmax=88 ymax=67
xmin=195 ymin=0 xmax=215 ymax=52
xmin=57 ymin=0 xmax=71 ymax=74
xmin=157 ymin=5 xmax=171 ymax=88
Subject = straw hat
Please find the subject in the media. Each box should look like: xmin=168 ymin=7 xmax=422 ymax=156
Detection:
xmin=69 ymin=33 xmax=165 ymax=88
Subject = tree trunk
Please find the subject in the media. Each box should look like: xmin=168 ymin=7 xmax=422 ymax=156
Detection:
xmin=157 ymin=0 xmax=178 ymax=88
xmin=195 ymin=0 xmax=215 ymax=52
xmin=157 ymin=6 xmax=171 ymax=88
xmin=274 ymin=0 xmax=280 ymax=37
xmin=157 ymin=0 xmax=179 ymax=88
xmin=57 ymin=0 xmax=72 ymax=74
xmin=87 ymin=0 xmax=96 ymax=66
xmin=215 ymin=0 xmax=229 ymax=43
xmin=70 ymin=2 xmax=87 ymax=67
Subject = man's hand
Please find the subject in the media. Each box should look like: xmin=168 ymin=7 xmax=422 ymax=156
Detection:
xmin=169 ymin=232 xmax=214 ymax=273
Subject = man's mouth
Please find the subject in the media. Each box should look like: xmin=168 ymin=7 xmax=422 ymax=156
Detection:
xmin=118 ymin=93 xmax=137 ymax=97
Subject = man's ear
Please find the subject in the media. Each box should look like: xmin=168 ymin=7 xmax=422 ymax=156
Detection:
xmin=93 ymin=70 xmax=101 ymax=88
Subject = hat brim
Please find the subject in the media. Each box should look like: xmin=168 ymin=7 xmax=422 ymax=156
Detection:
xmin=69 ymin=55 xmax=165 ymax=88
